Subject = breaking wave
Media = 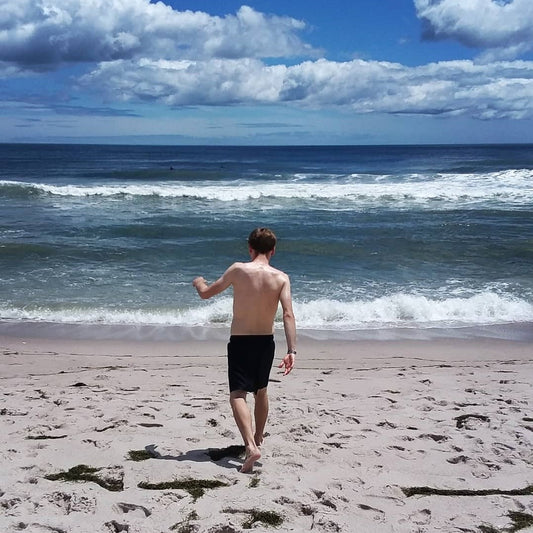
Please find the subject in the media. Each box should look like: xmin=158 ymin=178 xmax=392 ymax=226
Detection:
xmin=2 ymin=292 xmax=532 ymax=331
xmin=1 ymin=168 xmax=532 ymax=209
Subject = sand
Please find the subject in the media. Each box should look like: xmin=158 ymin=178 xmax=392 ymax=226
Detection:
xmin=1 ymin=333 xmax=532 ymax=533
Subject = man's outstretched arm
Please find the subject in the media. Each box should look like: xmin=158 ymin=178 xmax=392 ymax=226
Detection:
xmin=193 ymin=265 xmax=234 ymax=299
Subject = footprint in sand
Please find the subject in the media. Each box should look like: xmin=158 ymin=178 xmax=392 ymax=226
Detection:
xmin=407 ymin=508 xmax=432 ymax=526
xmin=95 ymin=419 xmax=129 ymax=432
xmin=45 ymin=491 xmax=97 ymax=514
xmin=455 ymin=414 xmax=490 ymax=430
xmin=8 ymin=523 xmax=67 ymax=532
xmin=104 ymin=520 xmax=130 ymax=532
xmin=114 ymin=502 xmax=151 ymax=517
xmin=358 ymin=503 xmax=386 ymax=522
xmin=312 ymin=515 xmax=343 ymax=532
xmin=447 ymin=454 xmax=469 ymax=464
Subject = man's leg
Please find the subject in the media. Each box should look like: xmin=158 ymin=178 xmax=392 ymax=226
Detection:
xmin=229 ymin=390 xmax=261 ymax=473
xmin=253 ymin=387 xmax=269 ymax=447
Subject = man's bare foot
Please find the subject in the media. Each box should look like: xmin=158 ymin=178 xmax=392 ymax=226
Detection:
xmin=254 ymin=433 xmax=264 ymax=448
xmin=240 ymin=445 xmax=261 ymax=473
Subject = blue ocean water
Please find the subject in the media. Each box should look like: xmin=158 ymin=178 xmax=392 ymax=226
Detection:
xmin=1 ymin=143 xmax=532 ymax=340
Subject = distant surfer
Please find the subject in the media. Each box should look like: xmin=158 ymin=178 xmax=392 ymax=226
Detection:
xmin=193 ymin=228 xmax=297 ymax=473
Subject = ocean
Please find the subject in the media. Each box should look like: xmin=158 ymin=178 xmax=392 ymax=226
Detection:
xmin=1 ymin=143 xmax=532 ymax=341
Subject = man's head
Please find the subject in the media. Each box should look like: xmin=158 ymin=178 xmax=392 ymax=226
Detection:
xmin=248 ymin=227 xmax=277 ymax=255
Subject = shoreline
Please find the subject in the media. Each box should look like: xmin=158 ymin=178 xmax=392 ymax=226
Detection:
xmin=1 ymin=329 xmax=532 ymax=361
xmin=1 ymin=333 xmax=532 ymax=532
xmin=1 ymin=318 xmax=532 ymax=343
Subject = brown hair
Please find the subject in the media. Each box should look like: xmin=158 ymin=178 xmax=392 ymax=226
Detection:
xmin=248 ymin=227 xmax=277 ymax=254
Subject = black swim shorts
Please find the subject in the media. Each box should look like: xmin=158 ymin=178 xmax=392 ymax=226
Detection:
xmin=227 ymin=335 xmax=275 ymax=393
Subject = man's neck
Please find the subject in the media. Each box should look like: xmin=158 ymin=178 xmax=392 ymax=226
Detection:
xmin=251 ymin=253 xmax=271 ymax=264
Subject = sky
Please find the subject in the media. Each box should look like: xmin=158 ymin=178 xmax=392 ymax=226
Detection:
xmin=1 ymin=0 xmax=533 ymax=145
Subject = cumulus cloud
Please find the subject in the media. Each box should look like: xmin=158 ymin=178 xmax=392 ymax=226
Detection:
xmin=0 ymin=61 xmax=24 ymax=78
xmin=3 ymin=0 xmax=533 ymax=122
xmin=80 ymin=57 xmax=533 ymax=120
xmin=0 ymin=0 xmax=314 ymax=69
xmin=415 ymin=0 xmax=533 ymax=59
xmin=81 ymin=58 xmax=287 ymax=106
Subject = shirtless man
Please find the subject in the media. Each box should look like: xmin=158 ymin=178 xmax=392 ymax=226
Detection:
xmin=192 ymin=228 xmax=296 ymax=473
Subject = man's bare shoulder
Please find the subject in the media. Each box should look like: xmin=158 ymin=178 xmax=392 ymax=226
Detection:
xmin=230 ymin=261 xmax=289 ymax=284
xmin=224 ymin=261 xmax=257 ymax=271
xmin=223 ymin=262 xmax=253 ymax=280
xmin=272 ymin=266 xmax=289 ymax=281
xmin=268 ymin=263 xmax=289 ymax=277
xmin=226 ymin=261 xmax=247 ymax=273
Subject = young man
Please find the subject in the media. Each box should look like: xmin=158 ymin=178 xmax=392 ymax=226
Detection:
xmin=192 ymin=228 xmax=296 ymax=473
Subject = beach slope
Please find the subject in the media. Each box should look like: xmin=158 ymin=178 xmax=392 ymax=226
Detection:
xmin=1 ymin=335 xmax=532 ymax=532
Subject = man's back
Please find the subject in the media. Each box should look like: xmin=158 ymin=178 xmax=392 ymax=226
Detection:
xmin=192 ymin=226 xmax=296 ymax=376
xmin=229 ymin=261 xmax=288 ymax=335
xmin=192 ymin=227 xmax=296 ymax=471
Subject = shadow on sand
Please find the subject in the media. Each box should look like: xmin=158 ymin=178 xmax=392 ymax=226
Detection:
xmin=144 ymin=443 xmax=248 ymax=471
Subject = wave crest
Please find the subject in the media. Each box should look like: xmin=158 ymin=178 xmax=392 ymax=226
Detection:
xmin=1 ymin=169 xmax=532 ymax=208
xmin=293 ymin=292 xmax=533 ymax=329
xmin=1 ymin=292 xmax=531 ymax=330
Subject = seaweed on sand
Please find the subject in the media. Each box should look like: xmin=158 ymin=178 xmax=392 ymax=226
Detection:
xmin=45 ymin=464 xmax=124 ymax=492
xmin=138 ymin=478 xmax=228 ymax=500
xmin=224 ymin=508 xmax=283 ymax=529
xmin=127 ymin=449 xmax=159 ymax=461
xmin=479 ymin=511 xmax=533 ymax=533
xmin=401 ymin=485 xmax=533 ymax=497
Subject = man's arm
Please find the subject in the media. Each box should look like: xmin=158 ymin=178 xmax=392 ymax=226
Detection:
xmin=192 ymin=264 xmax=235 ymax=300
xmin=278 ymin=276 xmax=296 ymax=375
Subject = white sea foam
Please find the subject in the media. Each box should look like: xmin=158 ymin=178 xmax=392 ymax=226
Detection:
xmin=292 ymin=292 xmax=533 ymax=329
xmin=2 ymin=292 xmax=532 ymax=330
xmin=1 ymin=169 xmax=532 ymax=209
xmin=0 ymin=298 xmax=234 ymax=328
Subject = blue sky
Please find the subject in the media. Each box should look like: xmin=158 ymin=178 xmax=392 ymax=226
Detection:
xmin=1 ymin=0 xmax=533 ymax=145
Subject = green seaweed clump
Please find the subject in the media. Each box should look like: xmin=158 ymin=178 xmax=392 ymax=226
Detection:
xmin=127 ymin=449 xmax=158 ymax=461
xmin=478 ymin=526 xmax=500 ymax=533
xmin=45 ymin=464 xmax=124 ymax=492
xmin=224 ymin=508 xmax=283 ymax=529
xmin=138 ymin=478 xmax=228 ymax=500
xmin=479 ymin=511 xmax=533 ymax=533
xmin=27 ymin=434 xmax=67 ymax=440
xmin=402 ymin=485 xmax=533 ymax=498
xmin=243 ymin=509 xmax=283 ymax=529
xmin=508 ymin=511 xmax=533 ymax=532
xmin=170 ymin=511 xmax=200 ymax=532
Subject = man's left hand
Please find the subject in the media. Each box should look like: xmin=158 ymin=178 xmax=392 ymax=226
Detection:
xmin=278 ymin=353 xmax=295 ymax=375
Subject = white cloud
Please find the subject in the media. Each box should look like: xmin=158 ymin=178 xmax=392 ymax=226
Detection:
xmin=0 ymin=61 xmax=25 ymax=78
xmin=80 ymin=57 xmax=533 ymax=120
xmin=414 ymin=0 xmax=533 ymax=59
xmin=82 ymin=58 xmax=288 ymax=106
xmin=3 ymin=1 xmax=533 ymax=124
xmin=0 ymin=0 xmax=314 ymax=69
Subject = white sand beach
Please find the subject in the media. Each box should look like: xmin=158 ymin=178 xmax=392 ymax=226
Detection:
xmin=1 ymin=333 xmax=532 ymax=532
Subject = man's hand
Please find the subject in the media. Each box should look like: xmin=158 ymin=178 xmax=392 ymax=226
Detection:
xmin=278 ymin=353 xmax=295 ymax=375
xmin=192 ymin=276 xmax=206 ymax=288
